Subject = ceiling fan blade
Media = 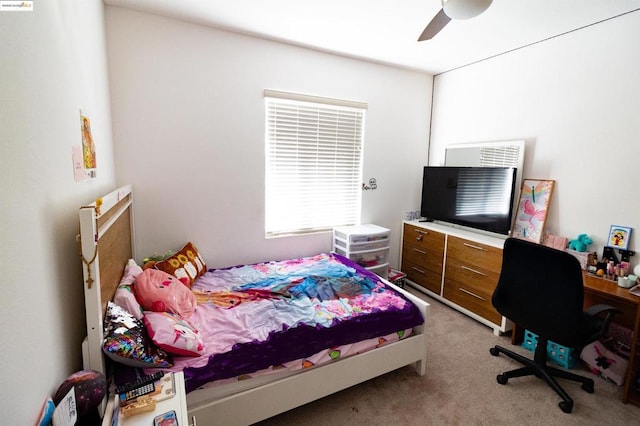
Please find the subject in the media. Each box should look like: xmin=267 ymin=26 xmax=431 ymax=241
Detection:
xmin=418 ymin=8 xmax=452 ymax=41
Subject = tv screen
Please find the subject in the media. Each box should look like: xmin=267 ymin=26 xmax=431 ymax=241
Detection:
xmin=420 ymin=166 xmax=517 ymax=235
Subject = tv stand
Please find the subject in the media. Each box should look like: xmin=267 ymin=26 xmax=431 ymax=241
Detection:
xmin=400 ymin=220 xmax=511 ymax=335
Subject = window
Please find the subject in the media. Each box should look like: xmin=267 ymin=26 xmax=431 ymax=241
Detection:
xmin=264 ymin=90 xmax=367 ymax=237
xmin=478 ymin=145 xmax=521 ymax=167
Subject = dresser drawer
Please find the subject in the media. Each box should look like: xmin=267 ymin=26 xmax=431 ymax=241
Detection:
xmin=443 ymin=277 xmax=502 ymax=325
xmin=402 ymin=242 xmax=444 ymax=275
xmin=403 ymin=224 xmax=445 ymax=252
xmin=446 ymin=236 xmax=502 ymax=272
xmin=402 ymin=258 xmax=442 ymax=294
xmin=444 ymin=256 xmax=500 ymax=298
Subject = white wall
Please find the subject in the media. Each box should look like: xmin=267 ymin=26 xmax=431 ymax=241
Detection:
xmin=106 ymin=7 xmax=432 ymax=269
xmin=0 ymin=1 xmax=116 ymax=424
xmin=430 ymin=11 xmax=640 ymax=256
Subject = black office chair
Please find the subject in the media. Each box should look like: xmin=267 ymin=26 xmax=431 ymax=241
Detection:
xmin=489 ymin=238 xmax=618 ymax=413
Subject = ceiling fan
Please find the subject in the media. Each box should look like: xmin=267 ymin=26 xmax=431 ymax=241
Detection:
xmin=418 ymin=0 xmax=493 ymax=41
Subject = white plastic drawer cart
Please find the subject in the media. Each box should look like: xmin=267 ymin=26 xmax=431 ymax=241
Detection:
xmin=333 ymin=224 xmax=390 ymax=279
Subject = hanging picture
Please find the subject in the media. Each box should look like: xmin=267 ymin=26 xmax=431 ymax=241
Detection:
xmin=512 ymin=179 xmax=555 ymax=243
xmin=80 ymin=111 xmax=97 ymax=179
xmin=607 ymin=225 xmax=632 ymax=251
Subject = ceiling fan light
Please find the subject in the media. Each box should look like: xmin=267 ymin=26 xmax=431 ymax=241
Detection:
xmin=442 ymin=0 xmax=493 ymax=20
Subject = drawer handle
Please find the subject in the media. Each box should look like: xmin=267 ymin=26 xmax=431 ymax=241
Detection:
xmin=463 ymin=242 xmax=486 ymax=251
xmin=460 ymin=265 xmax=486 ymax=276
xmin=191 ymin=415 xmax=198 ymax=426
xmin=459 ymin=288 xmax=486 ymax=301
xmin=411 ymin=266 xmax=426 ymax=275
xmin=414 ymin=229 xmax=428 ymax=242
xmin=412 ymin=248 xmax=427 ymax=255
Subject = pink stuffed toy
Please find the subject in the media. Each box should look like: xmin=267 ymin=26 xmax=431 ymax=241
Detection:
xmin=134 ymin=268 xmax=197 ymax=318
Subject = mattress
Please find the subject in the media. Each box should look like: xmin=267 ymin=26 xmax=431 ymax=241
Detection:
xmin=154 ymin=252 xmax=424 ymax=393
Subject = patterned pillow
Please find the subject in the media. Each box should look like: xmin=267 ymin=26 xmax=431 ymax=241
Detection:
xmin=113 ymin=259 xmax=144 ymax=319
xmin=102 ymin=302 xmax=173 ymax=368
xmin=143 ymin=311 xmax=205 ymax=357
xmin=154 ymin=242 xmax=207 ymax=288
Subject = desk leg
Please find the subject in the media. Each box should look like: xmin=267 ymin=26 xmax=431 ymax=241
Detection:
xmin=511 ymin=323 xmax=524 ymax=345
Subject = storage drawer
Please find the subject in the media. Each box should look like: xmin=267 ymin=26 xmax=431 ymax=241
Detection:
xmin=446 ymin=236 xmax=502 ymax=272
xmin=443 ymin=277 xmax=502 ymax=325
xmin=335 ymin=246 xmax=389 ymax=268
xmin=403 ymin=224 xmax=445 ymax=252
xmin=334 ymin=224 xmax=390 ymax=243
xmin=403 ymin=258 xmax=442 ymax=294
xmin=367 ymin=262 xmax=389 ymax=279
xmin=444 ymin=257 xmax=500 ymax=299
xmin=402 ymin=242 xmax=443 ymax=275
xmin=334 ymin=237 xmax=389 ymax=252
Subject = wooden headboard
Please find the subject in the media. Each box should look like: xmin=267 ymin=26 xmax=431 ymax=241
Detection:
xmin=78 ymin=185 xmax=134 ymax=376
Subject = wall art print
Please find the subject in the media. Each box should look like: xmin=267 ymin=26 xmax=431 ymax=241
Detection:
xmin=81 ymin=112 xmax=97 ymax=179
xmin=512 ymin=179 xmax=555 ymax=243
xmin=607 ymin=225 xmax=632 ymax=251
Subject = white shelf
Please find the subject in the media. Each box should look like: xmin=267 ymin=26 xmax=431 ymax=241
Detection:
xmin=102 ymin=372 xmax=189 ymax=426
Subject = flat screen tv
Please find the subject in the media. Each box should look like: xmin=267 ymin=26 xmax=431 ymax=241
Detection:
xmin=420 ymin=166 xmax=518 ymax=236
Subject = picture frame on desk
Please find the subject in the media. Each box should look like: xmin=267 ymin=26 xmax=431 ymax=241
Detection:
xmin=607 ymin=225 xmax=632 ymax=251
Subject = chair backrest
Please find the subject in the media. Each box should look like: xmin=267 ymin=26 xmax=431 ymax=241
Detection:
xmin=492 ymin=238 xmax=585 ymax=346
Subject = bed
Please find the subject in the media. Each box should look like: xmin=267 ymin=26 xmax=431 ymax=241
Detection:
xmin=79 ymin=185 xmax=429 ymax=425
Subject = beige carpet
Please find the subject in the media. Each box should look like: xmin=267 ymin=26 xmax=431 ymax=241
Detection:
xmin=257 ymin=288 xmax=639 ymax=425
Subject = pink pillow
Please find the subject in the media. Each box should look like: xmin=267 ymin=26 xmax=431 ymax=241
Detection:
xmin=113 ymin=259 xmax=144 ymax=319
xmin=134 ymin=268 xmax=197 ymax=318
xmin=143 ymin=312 xmax=204 ymax=357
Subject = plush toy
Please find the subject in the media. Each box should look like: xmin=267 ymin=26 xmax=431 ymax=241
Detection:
xmin=135 ymin=268 xmax=197 ymax=318
xmin=568 ymin=234 xmax=593 ymax=252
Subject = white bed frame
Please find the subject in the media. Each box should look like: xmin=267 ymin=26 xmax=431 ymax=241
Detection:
xmin=79 ymin=185 xmax=429 ymax=426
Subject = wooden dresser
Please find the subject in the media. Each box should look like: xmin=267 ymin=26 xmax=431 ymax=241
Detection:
xmin=401 ymin=224 xmax=445 ymax=294
xmin=401 ymin=221 xmax=509 ymax=335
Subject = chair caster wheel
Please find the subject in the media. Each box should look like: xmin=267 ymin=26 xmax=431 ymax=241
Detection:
xmin=559 ymin=400 xmax=573 ymax=413
xmin=497 ymin=374 xmax=508 ymax=385
xmin=489 ymin=347 xmax=500 ymax=357
xmin=581 ymin=381 xmax=594 ymax=393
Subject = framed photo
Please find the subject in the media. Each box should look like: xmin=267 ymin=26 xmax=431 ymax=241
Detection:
xmin=607 ymin=225 xmax=632 ymax=250
xmin=512 ymin=179 xmax=555 ymax=243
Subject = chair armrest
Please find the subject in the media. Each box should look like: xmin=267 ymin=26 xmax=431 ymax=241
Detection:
xmin=585 ymin=304 xmax=620 ymax=317
xmin=585 ymin=304 xmax=620 ymax=337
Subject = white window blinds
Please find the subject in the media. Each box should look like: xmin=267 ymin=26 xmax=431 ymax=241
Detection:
xmin=264 ymin=90 xmax=367 ymax=237
xmin=479 ymin=146 xmax=521 ymax=167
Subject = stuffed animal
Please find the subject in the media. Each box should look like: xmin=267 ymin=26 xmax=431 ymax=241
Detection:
xmin=134 ymin=268 xmax=197 ymax=318
xmin=568 ymin=234 xmax=593 ymax=252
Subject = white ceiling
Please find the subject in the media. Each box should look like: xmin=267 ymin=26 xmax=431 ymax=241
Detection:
xmin=104 ymin=0 xmax=640 ymax=74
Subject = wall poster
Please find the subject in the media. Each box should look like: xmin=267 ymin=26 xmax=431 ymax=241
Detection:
xmin=81 ymin=112 xmax=97 ymax=178
xmin=512 ymin=179 xmax=555 ymax=243
xmin=73 ymin=110 xmax=97 ymax=182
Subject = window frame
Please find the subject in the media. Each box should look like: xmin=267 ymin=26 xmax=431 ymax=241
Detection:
xmin=264 ymin=90 xmax=367 ymax=238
